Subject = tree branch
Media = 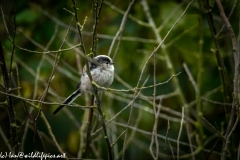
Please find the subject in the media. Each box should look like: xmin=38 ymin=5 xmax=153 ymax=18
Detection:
xmin=0 ymin=41 xmax=19 ymax=153
xmin=215 ymin=0 xmax=239 ymax=159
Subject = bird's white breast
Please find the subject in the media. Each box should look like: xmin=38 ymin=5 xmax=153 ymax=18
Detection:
xmin=80 ymin=65 xmax=114 ymax=93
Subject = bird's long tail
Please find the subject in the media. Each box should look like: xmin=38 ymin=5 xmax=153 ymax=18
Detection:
xmin=53 ymin=89 xmax=81 ymax=115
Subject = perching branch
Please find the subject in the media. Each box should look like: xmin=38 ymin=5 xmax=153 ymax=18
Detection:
xmin=83 ymin=0 xmax=104 ymax=158
xmin=71 ymin=0 xmax=113 ymax=159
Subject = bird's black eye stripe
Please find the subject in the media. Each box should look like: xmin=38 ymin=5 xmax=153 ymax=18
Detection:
xmin=89 ymin=63 xmax=97 ymax=70
xmin=96 ymin=56 xmax=111 ymax=64
xmin=89 ymin=56 xmax=110 ymax=70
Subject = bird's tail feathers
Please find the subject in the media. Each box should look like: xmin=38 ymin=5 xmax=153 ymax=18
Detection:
xmin=53 ymin=89 xmax=81 ymax=115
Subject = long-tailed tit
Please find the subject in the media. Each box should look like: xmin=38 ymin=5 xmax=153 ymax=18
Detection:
xmin=53 ymin=55 xmax=114 ymax=115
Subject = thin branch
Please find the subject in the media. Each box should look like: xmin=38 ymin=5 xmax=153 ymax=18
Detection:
xmin=104 ymin=1 xmax=149 ymax=27
xmin=82 ymin=95 xmax=94 ymax=158
xmin=22 ymin=101 xmax=47 ymax=152
xmin=105 ymin=92 xmax=195 ymax=125
xmin=183 ymin=62 xmax=205 ymax=149
xmin=165 ymin=25 xmax=197 ymax=48
xmin=92 ymin=72 xmax=181 ymax=92
xmin=177 ymin=107 xmax=185 ymax=160
xmin=183 ymin=63 xmax=199 ymax=93
xmin=156 ymin=1 xmax=184 ymax=32
xmin=215 ymin=0 xmax=239 ymax=95
xmin=71 ymin=0 xmax=113 ymax=159
xmin=35 ymin=4 xmax=157 ymax=44
xmin=216 ymin=0 xmax=238 ymax=37
xmin=113 ymin=121 xmax=221 ymax=155
xmin=164 ymin=120 xmax=175 ymax=160
xmin=82 ymin=0 xmax=104 ymax=155
xmin=33 ymin=24 xmax=59 ymax=100
xmin=91 ymin=0 xmax=104 ymax=56
xmin=200 ymin=0 xmax=232 ymax=106
xmin=150 ymin=52 xmax=161 ymax=160
xmin=185 ymin=123 xmax=195 ymax=160
xmin=201 ymin=97 xmax=232 ymax=106
xmin=9 ymin=0 xmax=16 ymax=78
xmin=0 ymin=126 xmax=13 ymax=152
xmin=215 ymin=0 xmax=239 ymax=159
xmin=36 ymin=15 xmax=73 ymax=123
xmin=13 ymin=43 xmax=81 ymax=55
xmin=201 ymin=116 xmax=223 ymax=139
xmin=0 ymin=41 xmax=19 ymax=153
xmin=0 ymin=90 xmax=95 ymax=108
xmin=40 ymin=112 xmax=67 ymax=158
xmin=206 ymin=136 xmax=221 ymax=160
xmin=107 ymin=0 xmax=135 ymax=59
xmin=118 ymin=101 xmax=143 ymax=159
xmin=111 ymin=130 xmax=126 ymax=147
xmin=1 ymin=5 xmax=9 ymax=36
xmin=121 ymin=75 xmax=149 ymax=160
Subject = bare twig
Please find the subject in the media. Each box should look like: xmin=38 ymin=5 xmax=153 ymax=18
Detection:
xmin=183 ymin=62 xmax=205 ymax=150
xmin=13 ymin=43 xmax=81 ymax=54
xmin=164 ymin=120 xmax=175 ymax=160
xmin=0 ymin=41 xmax=19 ymax=153
xmin=113 ymin=121 xmax=221 ymax=155
xmin=92 ymin=72 xmax=181 ymax=92
xmin=121 ymin=75 xmax=149 ymax=160
xmin=82 ymin=95 xmax=94 ymax=158
xmin=177 ymin=107 xmax=185 ymax=160
xmin=0 ymin=90 xmax=95 ymax=108
xmin=9 ymin=0 xmax=16 ymax=78
xmin=185 ymin=123 xmax=195 ymax=160
xmin=150 ymin=52 xmax=161 ymax=160
xmin=111 ymin=130 xmax=126 ymax=147
xmin=104 ymin=1 xmax=149 ymax=27
xmin=36 ymin=15 xmax=73 ymax=119
xmin=206 ymin=136 xmax=221 ymax=160
xmin=201 ymin=116 xmax=223 ymax=139
xmin=140 ymin=1 xmax=195 ymax=159
xmin=201 ymin=97 xmax=232 ymax=106
xmin=71 ymin=0 xmax=113 ymax=159
xmin=215 ymin=0 xmax=239 ymax=159
xmin=200 ymin=0 xmax=232 ymax=107
xmin=40 ymin=112 xmax=66 ymax=157
xmin=91 ymin=0 xmax=104 ymax=56
xmin=183 ymin=63 xmax=199 ymax=93
xmin=216 ymin=0 xmax=238 ymax=37
xmin=82 ymin=0 xmax=104 ymax=156
xmin=107 ymin=0 xmax=135 ymax=59
xmin=0 ymin=126 xmax=13 ymax=152
xmin=118 ymin=101 xmax=143 ymax=159
xmin=36 ymin=4 xmax=157 ymax=44
xmin=22 ymin=101 xmax=47 ymax=152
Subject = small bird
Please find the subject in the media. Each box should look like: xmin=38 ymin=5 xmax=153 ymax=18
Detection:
xmin=53 ymin=55 xmax=114 ymax=115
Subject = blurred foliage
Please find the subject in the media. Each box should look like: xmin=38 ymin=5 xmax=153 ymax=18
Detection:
xmin=0 ymin=0 xmax=240 ymax=159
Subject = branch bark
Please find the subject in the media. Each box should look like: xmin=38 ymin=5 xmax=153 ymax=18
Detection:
xmin=71 ymin=0 xmax=113 ymax=159
xmin=215 ymin=0 xmax=239 ymax=159
xmin=0 ymin=41 xmax=19 ymax=153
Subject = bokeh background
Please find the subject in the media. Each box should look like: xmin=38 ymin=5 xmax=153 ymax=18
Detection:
xmin=0 ymin=0 xmax=239 ymax=159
